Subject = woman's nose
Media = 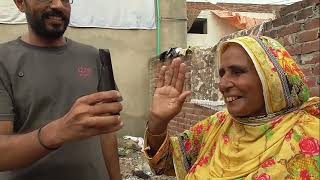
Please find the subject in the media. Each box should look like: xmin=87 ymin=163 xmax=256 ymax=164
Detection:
xmin=218 ymin=76 xmax=233 ymax=93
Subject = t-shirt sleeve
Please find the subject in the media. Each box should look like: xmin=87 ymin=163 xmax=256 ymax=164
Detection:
xmin=0 ymin=64 xmax=15 ymax=121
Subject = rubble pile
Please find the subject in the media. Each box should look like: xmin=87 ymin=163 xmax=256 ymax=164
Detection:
xmin=118 ymin=136 xmax=176 ymax=180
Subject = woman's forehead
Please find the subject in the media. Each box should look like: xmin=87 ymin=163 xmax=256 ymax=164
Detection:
xmin=220 ymin=44 xmax=253 ymax=66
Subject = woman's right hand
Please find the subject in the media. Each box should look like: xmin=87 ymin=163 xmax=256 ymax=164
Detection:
xmin=148 ymin=58 xmax=192 ymax=134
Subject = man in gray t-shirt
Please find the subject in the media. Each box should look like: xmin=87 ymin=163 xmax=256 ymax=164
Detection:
xmin=0 ymin=0 xmax=123 ymax=180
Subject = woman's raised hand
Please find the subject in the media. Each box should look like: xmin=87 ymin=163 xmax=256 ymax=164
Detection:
xmin=148 ymin=58 xmax=192 ymax=134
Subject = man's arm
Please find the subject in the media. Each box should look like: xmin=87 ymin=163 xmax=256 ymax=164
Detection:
xmin=0 ymin=121 xmax=59 ymax=171
xmin=100 ymin=133 xmax=122 ymax=180
xmin=0 ymin=91 xmax=123 ymax=171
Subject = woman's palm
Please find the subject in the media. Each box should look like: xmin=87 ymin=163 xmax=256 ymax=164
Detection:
xmin=150 ymin=58 xmax=191 ymax=125
xmin=152 ymin=86 xmax=183 ymax=122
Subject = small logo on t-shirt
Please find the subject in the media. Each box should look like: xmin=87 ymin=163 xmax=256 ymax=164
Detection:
xmin=78 ymin=67 xmax=92 ymax=78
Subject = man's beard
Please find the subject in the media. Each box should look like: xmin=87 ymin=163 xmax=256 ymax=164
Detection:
xmin=26 ymin=10 xmax=70 ymax=40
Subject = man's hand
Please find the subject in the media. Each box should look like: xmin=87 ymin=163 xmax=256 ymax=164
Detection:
xmin=42 ymin=90 xmax=123 ymax=149
xmin=148 ymin=58 xmax=191 ymax=134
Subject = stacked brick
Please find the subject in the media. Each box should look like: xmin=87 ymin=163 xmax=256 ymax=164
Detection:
xmin=215 ymin=3 xmax=284 ymax=13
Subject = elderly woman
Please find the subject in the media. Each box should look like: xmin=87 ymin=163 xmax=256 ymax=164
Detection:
xmin=144 ymin=36 xmax=319 ymax=179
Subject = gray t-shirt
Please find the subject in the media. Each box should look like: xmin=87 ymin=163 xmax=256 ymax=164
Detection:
xmin=0 ymin=38 xmax=109 ymax=180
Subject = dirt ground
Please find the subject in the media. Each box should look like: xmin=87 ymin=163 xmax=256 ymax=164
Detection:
xmin=118 ymin=137 xmax=177 ymax=180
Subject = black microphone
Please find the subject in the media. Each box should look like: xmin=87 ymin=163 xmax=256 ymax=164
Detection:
xmin=97 ymin=49 xmax=122 ymax=115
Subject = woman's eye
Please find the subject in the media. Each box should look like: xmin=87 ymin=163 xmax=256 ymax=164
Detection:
xmin=232 ymin=69 xmax=245 ymax=75
xmin=218 ymin=69 xmax=225 ymax=78
xmin=234 ymin=70 xmax=243 ymax=74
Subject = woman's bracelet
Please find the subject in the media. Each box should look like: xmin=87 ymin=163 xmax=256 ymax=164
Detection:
xmin=146 ymin=122 xmax=167 ymax=137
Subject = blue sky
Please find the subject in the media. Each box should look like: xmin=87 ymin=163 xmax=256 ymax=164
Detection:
xmin=186 ymin=0 xmax=302 ymax=5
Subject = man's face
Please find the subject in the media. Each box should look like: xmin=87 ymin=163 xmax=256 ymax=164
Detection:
xmin=24 ymin=0 xmax=71 ymax=40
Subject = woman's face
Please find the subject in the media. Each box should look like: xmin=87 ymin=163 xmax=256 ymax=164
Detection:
xmin=218 ymin=43 xmax=266 ymax=118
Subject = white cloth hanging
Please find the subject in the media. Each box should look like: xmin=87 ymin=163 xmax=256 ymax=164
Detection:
xmin=0 ymin=0 xmax=156 ymax=29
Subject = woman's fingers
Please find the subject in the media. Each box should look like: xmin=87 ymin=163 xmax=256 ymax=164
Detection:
xmin=170 ymin=58 xmax=182 ymax=87
xmin=178 ymin=91 xmax=192 ymax=104
xmin=175 ymin=63 xmax=187 ymax=93
xmin=164 ymin=62 xmax=174 ymax=86
xmin=157 ymin=58 xmax=187 ymax=92
xmin=156 ymin=66 xmax=167 ymax=88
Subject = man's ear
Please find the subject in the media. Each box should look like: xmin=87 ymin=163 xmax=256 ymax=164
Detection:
xmin=13 ymin=0 xmax=26 ymax=13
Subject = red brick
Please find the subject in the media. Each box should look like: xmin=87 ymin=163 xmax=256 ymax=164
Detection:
xmin=305 ymin=76 xmax=317 ymax=87
xmin=177 ymin=127 xmax=184 ymax=133
xmin=184 ymin=114 xmax=197 ymax=121
xmin=176 ymin=112 xmax=185 ymax=118
xmin=302 ymin=0 xmax=320 ymax=8
xmin=301 ymin=65 xmax=314 ymax=76
xmin=301 ymin=52 xmax=320 ymax=64
xmin=272 ymin=18 xmax=283 ymax=27
xmin=169 ymin=120 xmax=179 ymax=128
xmin=201 ymin=110 xmax=212 ymax=116
xmin=310 ymin=86 xmax=320 ymax=97
xmin=304 ymin=18 xmax=320 ymax=30
xmin=214 ymin=3 xmax=284 ymax=13
xmin=301 ymin=39 xmax=320 ymax=54
xmin=193 ymin=108 xmax=203 ymax=115
xmin=314 ymin=63 xmax=320 ymax=75
xmin=185 ymin=123 xmax=192 ymax=130
xmin=283 ymin=34 xmax=296 ymax=46
xmin=198 ymin=115 xmax=210 ymax=120
xmin=264 ymin=29 xmax=278 ymax=38
xmin=278 ymin=23 xmax=301 ymax=37
xmin=286 ymin=44 xmax=302 ymax=56
xmin=296 ymin=7 xmax=314 ymax=21
xmin=280 ymin=1 xmax=302 ymax=16
xmin=283 ymin=13 xmax=297 ymax=25
xmin=167 ymin=128 xmax=175 ymax=134
xmin=181 ymin=123 xmax=188 ymax=130
xmin=177 ymin=121 xmax=184 ymax=127
xmin=175 ymin=117 xmax=185 ymax=124
xmin=297 ymin=29 xmax=319 ymax=43
xmin=184 ymin=103 xmax=195 ymax=108
xmin=182 ymin=107 xmax=194 ymax=114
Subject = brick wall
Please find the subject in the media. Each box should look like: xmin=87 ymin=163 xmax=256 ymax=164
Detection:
xmin=216 ymin=3 xmax=284 ymax=13
xmin=186 ymin=2 xmax=224 ymax=11
xmin=150 ymin=0 xmax=320 ymax=136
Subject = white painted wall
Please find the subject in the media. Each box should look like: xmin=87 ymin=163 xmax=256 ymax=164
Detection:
xmin=187 ymin=10 xmax=275 ymax=47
